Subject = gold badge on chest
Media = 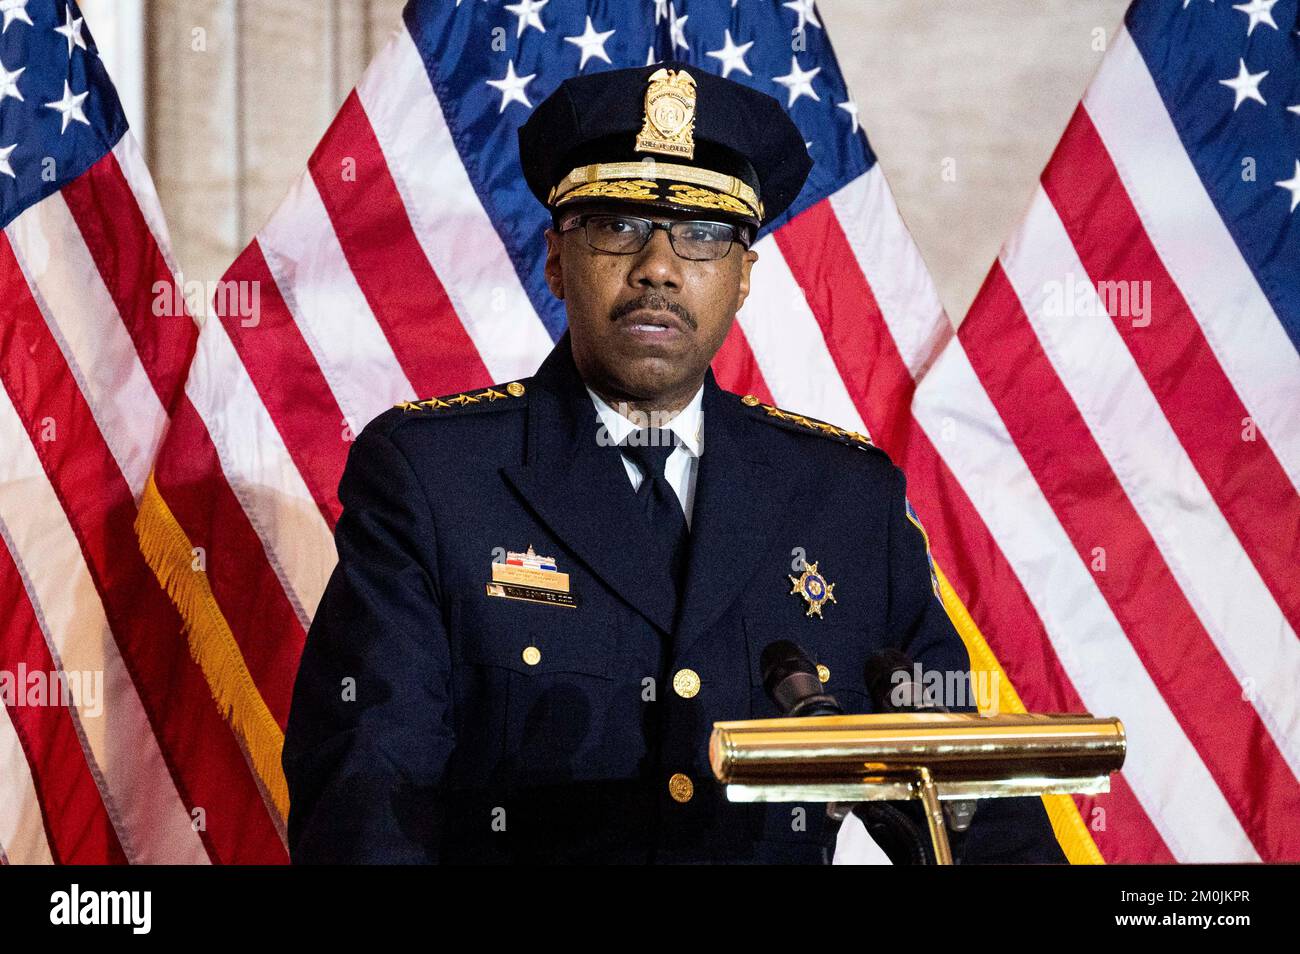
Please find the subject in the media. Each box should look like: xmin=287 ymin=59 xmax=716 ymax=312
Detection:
xmin=789 ymin=560 xmax=836 ymax=618
xmin=486 ymin=545 xmax=578 ymax=608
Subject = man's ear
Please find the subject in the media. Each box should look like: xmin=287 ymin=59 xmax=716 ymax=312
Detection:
xmin=543 ymin=227 xmax=565 ymax=300
xmin=734 ymin=246 xmax=758 ymax=313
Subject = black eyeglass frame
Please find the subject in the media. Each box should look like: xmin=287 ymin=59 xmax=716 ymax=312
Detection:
xmin=556 ymin=210 xmax=755 ymax=260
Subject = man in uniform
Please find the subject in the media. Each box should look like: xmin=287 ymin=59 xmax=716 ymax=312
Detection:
xmin=282 ymin=61 xmax=1066 ymax=864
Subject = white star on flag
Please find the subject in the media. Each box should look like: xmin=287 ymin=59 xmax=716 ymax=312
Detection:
xmin=1276 ymin=159 xmax=1300 ymax=212
xmin=54 ymin=5 xmax=87 ymax=55
xmin=0 ymin=0 xmax=31 ymax=33
xmin=0 ymin=141 xmax=15 ymax=178
xmin=504 ymin=0 xmax=547 ymax=39
xmin=774 ymin=55 xmax=821 ymax=107
xmin=486 ymin=59 xmax=536 ymax=113
xmin=706 ymin=29 xmax=753 ymax=78
xmin=651 ymin=0 xmax=668 ymax=24
xmin=783 ymin=0 xmax=822 ymax=33
xmin=45 ymin=79 xmax=90 ymax=133
xmin=1219 ymin=58 xmax=1267 ymax=110
xmin=1231 ymin=0 xmax=1279 ymax=35
xmin=0 ymin=59 xmax=23 ymax=103
xmin=564 ymin=16 xmax=614 ymax=70
xmin=667 ymin=3 xmax=689 ymax=52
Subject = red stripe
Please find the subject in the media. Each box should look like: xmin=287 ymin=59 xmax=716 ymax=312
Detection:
xmin=152 ymin=396 xmax=307 ymax=731
xmin=216 ymin=241 xmax=349 ymax=528
xmin=306 ymin=91 xmax=489 ymax=396
xmin=774 ymin=201 xmax=918 ymax=452
xmin=776 ymin=207 xmax=1173 ymax=861
xmin=1076 ymin=771 xmax=1177 ymax=864
xmin=0 ymin=234 xmax=286 ymax=864
xmin=962 ymin=263 xmax=1300 ymax=861
xmin=0 ymin=551 xmax=127 ymax=863
xmin=1043 ymin=106 xmax=1300 ymax=637
xmin=59 ymin=148 xmax=197 ymax=411
xmin=712 ymin=320 xmax=774 ymax=405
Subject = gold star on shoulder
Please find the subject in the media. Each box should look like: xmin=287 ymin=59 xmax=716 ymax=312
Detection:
xmin=395 ymin=382 xmax=527 ymax=413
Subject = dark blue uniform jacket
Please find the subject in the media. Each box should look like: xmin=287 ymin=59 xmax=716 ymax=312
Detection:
xmin=282 ymin=335 xmax=1067 ymax=864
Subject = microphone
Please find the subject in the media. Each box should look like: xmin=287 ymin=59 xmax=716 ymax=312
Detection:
xmin=863 ymin=649 xmax=978 ymax=835
xmin=760 ymin=640 xmax=842 ymax=717
xmin=864 ymin=648 xmax=935 ymax=711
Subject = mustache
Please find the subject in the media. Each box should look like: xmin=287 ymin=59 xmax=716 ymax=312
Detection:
xmin=610 ymin=294 xmax=696 ymax=331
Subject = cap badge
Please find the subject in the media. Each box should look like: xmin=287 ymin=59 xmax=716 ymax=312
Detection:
xmin=636 ymin=67 xmax=696 ymax=160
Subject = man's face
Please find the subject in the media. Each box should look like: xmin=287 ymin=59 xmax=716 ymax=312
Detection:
xmin=543 ymin=200 xmax=759 ymax=408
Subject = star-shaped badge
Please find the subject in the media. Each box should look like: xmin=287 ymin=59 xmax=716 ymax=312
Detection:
xmin=789 ymin=560 xmax=836 ymax=618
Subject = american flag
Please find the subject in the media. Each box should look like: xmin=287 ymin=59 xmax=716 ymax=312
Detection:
xmin=0 ymin=0 xmax=214 ymax=862
xmin=130 ymin=0 xmax=1094 ymax=864
xmin=939 ymin=0 xmax=1300 ymax=861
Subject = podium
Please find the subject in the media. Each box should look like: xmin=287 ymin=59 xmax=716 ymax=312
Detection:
xmin=710 ymin=712 xmax=1126 ymax=863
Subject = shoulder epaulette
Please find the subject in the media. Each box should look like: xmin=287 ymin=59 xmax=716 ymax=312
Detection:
xmin=739 ymin=393 xmax=875 ymax=451
xmin=394 ymin=380 xmax=529 ymax=414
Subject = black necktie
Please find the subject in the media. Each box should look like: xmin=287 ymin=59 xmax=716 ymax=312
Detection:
xmin=620 ymin=428 xmax=690 ymax=596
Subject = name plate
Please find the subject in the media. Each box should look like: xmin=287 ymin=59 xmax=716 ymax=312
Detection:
xmin=485 ymin=581 xmax=579 ymax=609
xmin=491 ymin=562 xmax=570 ymax=593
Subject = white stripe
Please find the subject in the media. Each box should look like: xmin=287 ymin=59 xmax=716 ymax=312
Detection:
xmin=356 ymin=27 xmax=553 ymax=383
xmin=0 ymin=700 xmax=54 ymax=864
xmin=829 ymin=167 xmax=953 ymax=377
xmin=186 ymin=318 xmax=336 ymax=624
xmin=112 ymin=135 xmax=185 ymax=283
xmin=5 ymin=197 xmax=167 ymax=501
xmin=738 ymin=234 xmax=868 ymax=432
xmin=0 ymin=387 xmax=209 ymax=864
xmin=1001 ymin=190 xmax=1300 ymax=779
xmin=258 ymin=176 xmax=416 ymax=433
xmin=1084 ymin=27 xmax=1300 ymax=492
xmin=912 ymin=344 xmax=1258 ymax=861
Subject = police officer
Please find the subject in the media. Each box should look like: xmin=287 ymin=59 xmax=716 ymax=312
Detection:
xmin=282 ymin=61 xmax=1066 ymax=864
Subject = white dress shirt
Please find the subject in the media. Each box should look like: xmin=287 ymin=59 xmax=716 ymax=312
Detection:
xmin=586 ymin=384 xmax=704 ymax=528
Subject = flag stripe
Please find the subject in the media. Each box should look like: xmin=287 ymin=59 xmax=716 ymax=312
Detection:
xmin=964 ymin=261 xmax=1299 ymax=861
xmin=257 ymin=176 xmax=416 ymax=433
xmin=5 ymin=196 xmax=168 ymax=499
xmin=0 ymin=381 xmax=209 ymax=865
xmin=1082 ymin=28 xmax=1300 ymax=489
xmin=356 ymin=29 xmax=554 ymax=381
xmin=910 ymin=340 xmax=1257 ymax=860
xmin=777 ymin=199 xmax=913 ymax=450
xmin=769 ymin=205 xmax=1170 ymax=863
xmin=1041 ymin=107 xmax=1300 ymax=638
xmin=711 ymin=321 xmax=775 ymax=407
xmin=59 ymin=149 xmax=197 ymax=411
xmin=217 ymin=242 xmax=351 ymax=529
xmin=307 ymin=91 xmax=491 ymax=397
xmin=0 ymin=545 xmax=127 ymax=863
xmin=1003 ymin=188 xmax=1300 ymax=775
xmin=0 ymin=699 xmax=55 ymax=864
xmin=0 ymin=234 xmax=284 ymax=865
xmin=736 ymin=228 xmax=867 ymax=429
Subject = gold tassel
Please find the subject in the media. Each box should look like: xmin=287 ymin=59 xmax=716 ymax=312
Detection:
xmin=134 ymin=471 xmax=289 ymax=824
xmin=935 ymin=562 xmax=1105 ymax=865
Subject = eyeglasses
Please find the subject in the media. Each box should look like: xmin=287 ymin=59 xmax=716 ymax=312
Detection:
xmin=558 ymin=212 xmax=752 ymax=261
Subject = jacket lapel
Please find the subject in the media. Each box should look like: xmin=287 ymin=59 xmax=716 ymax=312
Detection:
xmin=671 ymin=373 xmax=813 ymax=661
xmin=501 ymin=336 xmax=679 ymax=635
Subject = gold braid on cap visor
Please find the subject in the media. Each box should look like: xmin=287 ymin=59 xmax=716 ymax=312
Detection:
xmin=547 ymin=160 xmax=764 ymax=220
